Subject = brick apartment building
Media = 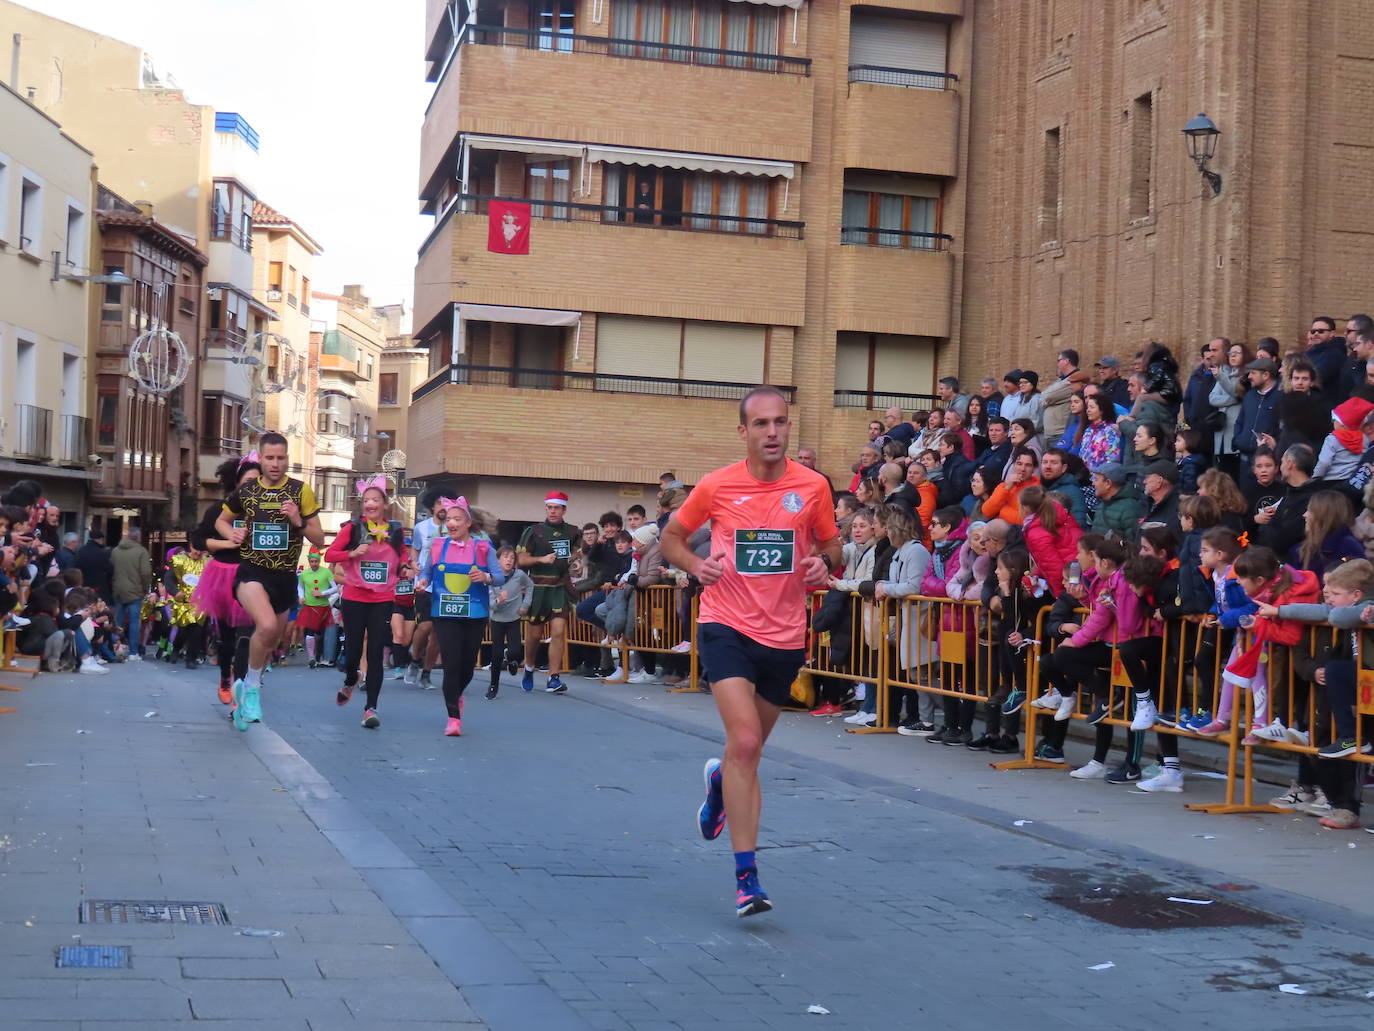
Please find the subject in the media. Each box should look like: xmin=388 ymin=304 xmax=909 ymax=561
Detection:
xmin=411 ymin=0 xmax=1370 ymax=506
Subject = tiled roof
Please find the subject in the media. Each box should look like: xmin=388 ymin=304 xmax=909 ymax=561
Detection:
xmin=252 ymin=200 xmax=292 ymax=225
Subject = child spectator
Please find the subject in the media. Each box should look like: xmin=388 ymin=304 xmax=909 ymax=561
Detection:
xmin=1263 ymin=559 xmax=1374 ymax=828
xmin=486 ymin=546 xmax=533 ymax=699
xmin=1290 ymin=491 xmax=1363 ymax=581
xmin=1018 ymin=484 xmax=1083 ymax=595
xmin=919 ymin=508 xmax=976 ymax=744
xmin=1108 ymin=555 xmax=1167 ymax=783
xmin=1174 ymin=428 xmax=1210 ymax=495
xmin=1195 ymin=544 xmax=1319 ymax=743
xmin=980 ymin=548 xmax=1046 ymax=755
xmin=1134 ymin=528 xmax=1192 ymax=791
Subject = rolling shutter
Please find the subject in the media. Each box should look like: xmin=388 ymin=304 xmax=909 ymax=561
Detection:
xmin=681 ymin=322 xmax=765 ymax=383
xmin=848 ymin=13 xmax=947 ymax=74
xmin=835 ymin=332 xmax=872 ymax=391
xmin=594 ymin=315 xmax=681 ymax=379
xmin=873 ymin=335 xmax=937 ymax=395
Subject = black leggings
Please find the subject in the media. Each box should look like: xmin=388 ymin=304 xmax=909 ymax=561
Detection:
xmin=435 ymin=617 xmax=486 ymax=718
xmin=217 ymin=622 xmax=252 ymax=681
xmin=341 ymin=599 xmax=393 ymax=709
xmin=488 ymin=620 xmax=523 ymax=687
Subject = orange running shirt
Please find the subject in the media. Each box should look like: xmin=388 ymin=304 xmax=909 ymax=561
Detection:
xmin=674 ymin=459 xmax=839 ymax=650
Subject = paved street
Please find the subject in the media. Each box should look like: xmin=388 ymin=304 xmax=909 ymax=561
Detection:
xmin=4 ymin=657 xmax=1374 ymax=1030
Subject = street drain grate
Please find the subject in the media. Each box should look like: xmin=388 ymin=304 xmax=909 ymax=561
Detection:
xmin=80 ymin=900 xmax=230 ymax=925
xmin=56 ymin=945 xmax=130 ymax=969
xmin=1021 ymin=867 xmax=1283 ymax=930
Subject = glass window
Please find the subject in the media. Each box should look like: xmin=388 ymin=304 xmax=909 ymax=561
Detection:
xmin=527 ymin=162 xmax=572 ymax=219
xmin=841 ymin=190 xmax=941 ymax=249
xmin=379 ymin=373 xmax=399 ymax=405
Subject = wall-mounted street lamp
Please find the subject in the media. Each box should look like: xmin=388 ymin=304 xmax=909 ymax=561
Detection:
xmin=1182 ymin=112 xmax=1222 ymax=196
xmin=51 ymin=250 xmax=134 ymax=285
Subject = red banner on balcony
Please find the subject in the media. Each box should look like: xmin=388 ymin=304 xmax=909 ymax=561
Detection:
xmin=487 ymin=200 xmax=531 ymax=255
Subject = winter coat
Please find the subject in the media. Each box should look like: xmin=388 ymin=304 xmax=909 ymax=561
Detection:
xmin=972 ymin=441 xmax=1013 ymax=484
xmin=920 ymin=528 xmax=967 ymax=599
xmin=1040 ymin=375 xmax=1078 ymax=443
xmin=1276 ymin=389 xmax=1331 ymax=455
xmin=1041 ymin=472 xmax=1089 ymax=527
xmin=1068 ymin=568 xmax=1149 ymax=648
xmin=1254 ymin=478 xmax=1322 ymax=558
xmin=875 ymin=539 xmax=935 ymax=670
xmin=1080 ymin=421 xmax=1122 ymax=472
xmin=980 ymin=477 xmax=1040 ymax=525
xmin=1023 ymin=501 xmax=1083 ymax=594
xmin=1176 ymin=453 xmax=1208 ymax=495
xmin=1139 ymin=488 xmax=1183 ymax=539
xmin=1053 ymin=416 xmax=1084 ymax=455
xmin=1000 ymin=392 xmax=1045 ymax=435
xmin=947 ymin=539 xmax=990 ymax=603
xmin=1209 ymin=366 xmax=1244 ymax=455
xmin=1088 ymin=486 xmax=1144 ymax=541
xmin=1233 ymin=384 xmax=1282 ymax=457
xmin=1287 ymin=527 xmax=1366 ymax=581
xmin=1184 ymin=365 xmax=1221 ymax=435
xmin=1306 ymin=337 xmax=1348 ymax=395
xmin=938 ymin=453 xmax=975 ymax=508
xmin=1314 ymin=432 xmax=1364 ymax=483
xmin=812 ymin=587 xmax=854 ymax=663
xmin=110 ymin=538 xmax=152 ymax=604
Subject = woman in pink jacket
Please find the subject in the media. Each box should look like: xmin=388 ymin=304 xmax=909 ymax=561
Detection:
xmin=323 ymin=474 xmax=405 ymax=728
xmin=1018 ymin=485 xmax=1082 ymax=598
xmin=920 ymin=507 xmax=977 ymax=743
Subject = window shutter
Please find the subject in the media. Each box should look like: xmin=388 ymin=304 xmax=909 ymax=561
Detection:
xmin=681 ymin=322 xmax=764 ymax=383
xmin=872 ymin=335 xmax=938 ymax=395
xmin=849 ymin=14 xmax=947 ymax=74
xmin=835 ymin=332 xmax=872 ymax=392
xmin=595 ymin=315 xmax=682 ymax=379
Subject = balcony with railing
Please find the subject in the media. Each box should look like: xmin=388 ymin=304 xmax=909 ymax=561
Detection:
xmin=57 ymin=415 xmax=90 ymax=467
xmin=842 ymin=66 xmax=961 ymax=178
xmin=830 ymin=236 xmax=955 ymax=339
xmin=420 ymin=21 xmax=813 ymax=193
xmin=13 ymin=404 xmax=52 ymax=461
xmin=407 ymin=364 xmax=796 ymax=480
xmin=415 ymin=201 xmax=806 ymax=330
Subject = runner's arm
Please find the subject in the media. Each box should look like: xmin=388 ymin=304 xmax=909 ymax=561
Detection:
xmin=301 ymin=513 xmax=325 ymax=549
xmin=659 ymin=516 xmax=702 ymax=579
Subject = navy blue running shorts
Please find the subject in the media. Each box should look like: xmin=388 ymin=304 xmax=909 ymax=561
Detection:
xmin=697 ymin=622 xmax=806 ymax=709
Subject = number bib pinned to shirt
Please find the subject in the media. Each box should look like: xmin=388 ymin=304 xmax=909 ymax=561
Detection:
xmin=359 ymin=561 xmax=389 ymax=585
xmin=551 ymin=537 xmax=571 ymax=560
xmin=395 ymin=578 xmax=415 ymax=596
xmin=252 ymin=521 xmax=289 ymax=551
xmin=734 ymin=529 xmax=795 ymax=575
xmin=437 ymin=593 xmax=471 ymax=618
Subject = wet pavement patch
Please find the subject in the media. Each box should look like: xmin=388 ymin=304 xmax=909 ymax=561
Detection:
xmin=1018 ymin=866 xmax=1285 ymax=930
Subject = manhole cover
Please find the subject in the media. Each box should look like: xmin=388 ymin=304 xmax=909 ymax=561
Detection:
xmin=1022 ymin=867 xmax=1283 ymax=930
xmin=80 ymin=901 xmax=230 ymax=925
xmin=56 ymin=945 xmax=130 ymax=969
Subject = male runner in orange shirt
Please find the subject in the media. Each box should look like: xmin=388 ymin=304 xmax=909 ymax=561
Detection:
xmin=661 ymin=386 xmax=840 ymax=917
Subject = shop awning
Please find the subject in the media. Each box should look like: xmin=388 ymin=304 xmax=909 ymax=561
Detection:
xmin=459 ymin=134 xmax=586 ymax=160
xmin=728 ymin=0 xmax=805 ymax=7
xmin=454 ymin=303 xmax=584 ymax=358
xmin=583 ymin=144 xmax=795 ymax=179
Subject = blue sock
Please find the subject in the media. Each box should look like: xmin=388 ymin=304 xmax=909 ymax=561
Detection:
xmin=734 ymin=851 xmax=756 ymax=877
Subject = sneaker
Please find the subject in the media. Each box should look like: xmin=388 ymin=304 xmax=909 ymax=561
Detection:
xmin=361 ymin=708 xmax=380 ymax=729
xmin=231 ymin=680 xmax=250 ymax=732
xmin=1086 ymin=699 xmax=1122 ymax=725
xmin=241 ymin=685 xmax=262 ymax=724
xmin=217 ymin=678 xmax=233 ymax=705
xmin=1155 ymin=708 xmax=1185 ymax=729
xmin=478 ymin=663 xmax=491 ymax=671
xmin=3 ymin=613 xmax=31 ymax=628
xmin=1034 ymin=742 xmax=1065 ymax=763
xmin=1321 ymin=808 xmax=1361 ymax=830
xmin=127 ymin=653 xmax=143 ymax=662
xmin=1183 ymin=710 xmax=1213 ymax=732
xmin=1318 ymin=739 xmax=1372 ymax=759
xmin=444 ymin=717 xmax=461 ymax=737
xmin=1030 ymin=688 xmax=1064 ymax=711
xmin=79 ymin=656 xmax=110 ymax=675
xmin=627 ymin=670 xmax=655 ymax=684
xmin=944 ymin=728 xmax=973 ymax=747
xmin=521 ymin=669 xmax=535 ymax=692
xmin=1053 ymin=693 xmax=1077 ymax=722
xmin=1137 ymin=766 xmax=1185 ymax=792
xmin=1104 ymin=762 xmax=1142 ymax=784
xmin=336 ymin=679 xmax=355 ymax=706
xmin=1129 ymin=698 xmax=1158 ymax=732
xmin=989 ymin=735 xmax=1020 ymax=754
xmin=966 ymin=732 xmax=994 ymax=751
xmin=404 ymin=663 xmax=420 ymax=686
xmin=1001 ymin=689 xmax=1027 ymax=716
xmin=811 ymin=702 xmax=843 ymax=717
xmin=1248 ymin=719 xmax=1288 ymax=743
xmin=485 ymin=683 xmax=498 ymax=700
xmin=671 ymin=641 xmax=692 ymax=653
xmin=1070 ymin=759 xmax=1107 ymax=779
xmin=537 ymin=664 xmax=550 ymax=672
xmin=419 ymin=672 xmax=435 ymax=690
xmin=735 ymin=869 xmax=772 ymax=919
xmin=698 ymin=758 xmax=726 ymax=841
xmin=920 ymin=725 xmax=948 ymax=743
xmin=507 ymin=659 xmax=519 ymax=675
xmin=1301 ymin=789 xmax=1332 ymax=816
xmin=1193 ymin=718 xmax=1230 ymax=737
xmin=1285 ymin=726 xmax=1310 ymax=747
xmin=599 ymin=667 xmax=625 ymax=681
xmin=390 ymin=666 xmax=406 ymax=680
xmin=1269 ymin=784 xmax=1316 ymax=810
xmin=845 ymin=711 xmax=877 ymax=727
xmin=545 ymin=676 xmax=567 ymax=694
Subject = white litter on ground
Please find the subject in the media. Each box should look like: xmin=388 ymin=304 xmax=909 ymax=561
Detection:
xmin=1277 ymin=984 xmax=1307 ymax=995
xmin=1166 ymin=897 xmax=1214 ymax=906
xmin=806 ymin=1004 xmax=831 ymax=1015
xmin=1013 ymin=820 xmax=1033 ymax=827
xmin=1087 ymin=962 xmax=1115 ymax=971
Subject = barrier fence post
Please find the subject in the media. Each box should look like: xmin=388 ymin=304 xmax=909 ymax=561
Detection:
xmin=848 ymin=598 xmax=894 ymax=734
xmin=671 ymin=591 xmax=705 ymax=693
xmin=992 ymin=608 xmax=1063 ymax=770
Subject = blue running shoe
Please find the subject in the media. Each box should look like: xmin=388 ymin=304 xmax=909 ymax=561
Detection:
xmin=231 ymin=679 xmax=250 ymax=732
xmin=698 ymin=758 xmax=726 ymax=840
xmin=241 ymin=685 xmax=262 ymax=724
xmin=1001 ymin=689 xmax=1027 ymax=716
xmin=521 ymin=669 xmax=535 ymax=692
xmin=735 ymin=868 xmax=772 ymax=918
xmin=544 ymin=675 xmax=566 ymax=694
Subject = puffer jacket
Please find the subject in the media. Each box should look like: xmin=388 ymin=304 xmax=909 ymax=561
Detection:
xmin=1023 ymin=501 xmax=1083 ymax=595
xmin=920 ymin=522 xmax=968 ymax=598
xmin=1069 ymin=567 xmax=1149 ymax=648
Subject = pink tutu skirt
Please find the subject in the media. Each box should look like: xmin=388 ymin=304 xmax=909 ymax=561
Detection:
xmin=192 ymin=558 xmax=251 ymax=626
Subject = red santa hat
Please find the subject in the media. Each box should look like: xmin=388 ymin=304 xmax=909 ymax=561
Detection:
xmin=544 ymin=491 xmax=569 ymax=507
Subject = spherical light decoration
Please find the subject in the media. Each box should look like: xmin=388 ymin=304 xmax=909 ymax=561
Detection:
xmin=128 ymin=329 xmax=192 ymax=394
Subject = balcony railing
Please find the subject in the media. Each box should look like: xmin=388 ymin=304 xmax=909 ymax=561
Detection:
xmin=205 ymin=327 xmax=249 ymax=357
xmin=437 ymin=193 xmax=804 ymax=245
xmin=840 ymin=226 xmax=954 ymax=251
xmin=200 ymin=434 xmax=243 ymax=457
xmin=13 ymin=403 xmax=52 ymax=461
xmin=467 ymin=23 xmax=810 ymax=75
xmin=58 ymin=414 xmax=90 ymax=465
xmin=415 ymin=364 xmax=797 ymax=404
xmin=848 ymin=65 xmax=959 ymax=90
xmin=209 ymin=219 xmax=253 ymax=252
xmin=834 ymin=390 xmax=941 ymax=411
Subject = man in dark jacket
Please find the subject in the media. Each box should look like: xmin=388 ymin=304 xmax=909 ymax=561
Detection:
xmin=1338 ymin=320 xmax=1374 ymax=400
xmin=972 ymin=418 xmax=1012 ymax=484
xmin=1276 ymin=360 xmax=1329 ymax=454
xmin=936 ymin=433 xmax=974 ymax=509
xmin=1255 ymin=444 xmax=1321 ymax=557
xmin=1233 ymin=357 xmax=1283 ymax=477
xmin=1304 ymin=316 xmax=1346 ymax=396
xmin=880 ymin=463 xmax=921 ymax=527
xmin=74 ymin=529 xmax=114 ymax=603
xmin=1139 ymin=461 xmax=1183 ymax=539
xmin=1094 ymin=356 xmax=1133 ymax=411
xmin=1088 ymin=464 xmax=1144 ymax=541
xmin=1183 ymin=338 xmax=1226 ymax=453
xmin=1040 ymin=448 xmax=1089 ymax=527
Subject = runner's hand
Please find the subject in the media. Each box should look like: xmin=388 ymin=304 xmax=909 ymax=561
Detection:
xmin=351 ymin=544 xmax=370 ymax=558
xmin=280 ymin=499 xmax=302 ymax=526
xmin=800 ymin=555 xmax=830 ymax=589
xmin=228 ymin=526 xmax=248 ymax=546
xmin=471 ymin=567 xmax=489 ymax=584
xmin=416 ymin=579 xmax=429 ymax=592
xmin=696 ymin=551 xmax=727 ymax=586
